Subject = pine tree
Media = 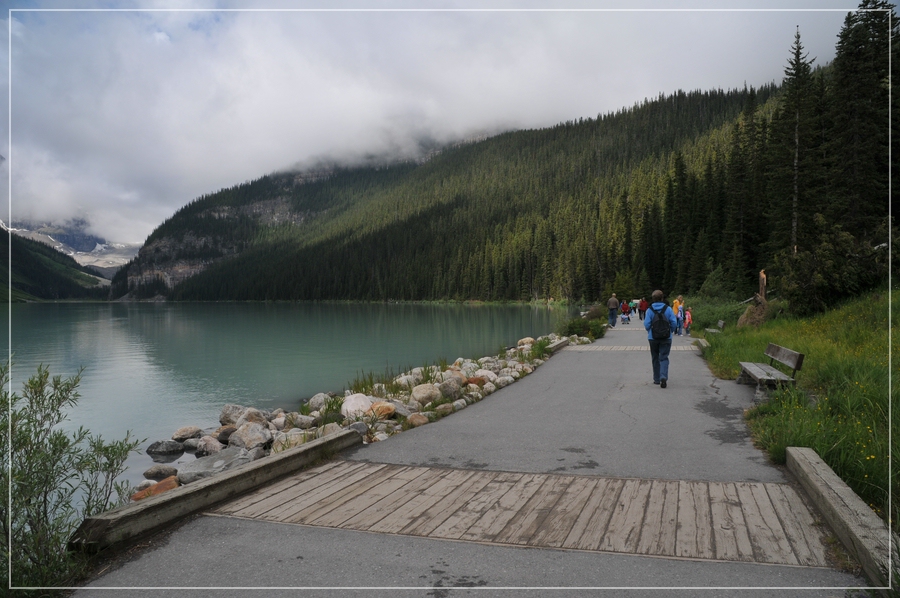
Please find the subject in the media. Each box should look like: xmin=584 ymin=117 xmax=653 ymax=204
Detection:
xmin=828 ymin=1 xmax=894 ymax=237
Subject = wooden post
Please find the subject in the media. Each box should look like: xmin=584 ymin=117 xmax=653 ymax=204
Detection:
xmin=758 ymin=270 xmax=766 ymax=301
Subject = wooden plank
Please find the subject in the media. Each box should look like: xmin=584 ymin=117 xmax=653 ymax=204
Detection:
xmin=291 ymin=465 xmax=441 ymax=527
xmin=528 ymin=476 xmax=601 ymax=548
xmin=563 ymin=477 xmax=625 ymax=551
xmin=495 ymin=475 xmax=574 ymax=545
xmin=225 ymin=461 xmax=372 ymax=518
xmin=599 ymin=479 xmax=652 ymax=553
xmin=260 ymin=462 xmax=395 ymax=521
xmin=637 ymin=479 xmax=679 ymax=556
xmin=401 ymin=471 xmax=496 ymax=537
xmin=737 ymin=362 xmax=770 ymax=381
xmin=213 ymin=459 xmax=346 ymax=515
xmin=708 ymin=482 xmax=754 ymax=562
xmin=766 ymin=484 xmax=828 ymax=567
xmin=368 ymin=469 xmax=479 ymax=535
xmin=459 ymin=474 xmax=544 ymax=543
xmin=736 ymin=482 xmax=798 ymax=565
xmin=675 ymin=481 xmax=714 ymax=559
xmin=332 ymin=466 xmax=436 ymax=531
xmin=429 ymin=473 xmax=523 ymax=540
xmin=764 ymin=343 xmax=804 ymax=371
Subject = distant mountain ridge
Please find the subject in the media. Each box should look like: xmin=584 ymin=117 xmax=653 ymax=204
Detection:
xmin=113 ymin=85 xmax=772 ymax=302
xmin=1 ymin=228 xmax=109 ymax=302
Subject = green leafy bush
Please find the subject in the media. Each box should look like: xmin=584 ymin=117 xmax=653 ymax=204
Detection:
xmin=0 ymin=363 xmax=141 ymax=590
xmin=558 ymin=316 xmax=605 ymax=340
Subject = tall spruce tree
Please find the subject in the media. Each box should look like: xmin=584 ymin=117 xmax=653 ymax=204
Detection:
xmin=828 ymin=0 xmax=894 ymax=238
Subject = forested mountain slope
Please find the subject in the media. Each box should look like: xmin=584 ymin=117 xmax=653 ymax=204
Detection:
xmin=1 ymin=230 xmax=108 ymax=302
xmin=113 ymin=2 xmax=895 ymax=311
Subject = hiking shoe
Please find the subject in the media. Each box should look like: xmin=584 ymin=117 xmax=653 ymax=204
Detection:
xmin=660 ymin=379 xmax=667 ymax=388
xmin=653 ymin=380 xmax=660 ymax=385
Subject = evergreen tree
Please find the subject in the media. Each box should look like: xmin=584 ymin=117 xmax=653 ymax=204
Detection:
xmin=828 ymin=1 xmax=894 ymax=237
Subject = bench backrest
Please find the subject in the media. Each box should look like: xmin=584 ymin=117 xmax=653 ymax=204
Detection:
xmin=764 ymin=343 xmax=804 ymax=376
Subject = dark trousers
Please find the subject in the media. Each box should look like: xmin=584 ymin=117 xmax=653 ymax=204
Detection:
xmin=649 ymin=338 xmax=672 ymax=383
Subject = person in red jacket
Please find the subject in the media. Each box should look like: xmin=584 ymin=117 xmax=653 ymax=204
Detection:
xmin=638 ymin=297 xmax=649 ymax=321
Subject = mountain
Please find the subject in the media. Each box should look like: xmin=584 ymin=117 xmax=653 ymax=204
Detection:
xmin=0 ymin=227 xmax=110 ymax=302
xmin=113 ymin=3 xmax=897 ymax=310
xmin=112 ymin=86 xmax=771 ymax=302
xmin=7 ymin=219 xmax=140 ymax=279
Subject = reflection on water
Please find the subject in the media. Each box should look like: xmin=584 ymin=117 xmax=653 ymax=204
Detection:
xmin=5 ymin=302 xmax=568 ymax=485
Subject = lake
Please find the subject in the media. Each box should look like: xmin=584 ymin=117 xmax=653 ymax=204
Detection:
xmin=5 ymin=302 xmax=570 ymax=488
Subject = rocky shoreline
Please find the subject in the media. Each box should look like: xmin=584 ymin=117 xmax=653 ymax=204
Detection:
xmin=132 ymin=332 xmax=591 ymax=501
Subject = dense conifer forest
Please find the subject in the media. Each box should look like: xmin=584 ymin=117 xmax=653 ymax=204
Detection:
xmin=113 ymin=1 xmax=896 ymax=312
xmin=2 ymin=230 xmax=108 ymax=301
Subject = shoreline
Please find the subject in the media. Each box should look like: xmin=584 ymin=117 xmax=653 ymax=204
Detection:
xmin=133 ymin=332 xmax=590 ymax=498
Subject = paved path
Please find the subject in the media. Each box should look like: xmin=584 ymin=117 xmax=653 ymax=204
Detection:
xmin=75 ymin=324 xmax=866 ymax=596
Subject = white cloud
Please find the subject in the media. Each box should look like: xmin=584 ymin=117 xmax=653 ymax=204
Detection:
xmin=5 ymin=3 xmax=851 ymax=243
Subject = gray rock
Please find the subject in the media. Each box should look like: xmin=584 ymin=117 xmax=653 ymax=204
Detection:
xmin=474 ymin=369 xmax=499 ymax=383
xmin=395 ymin=375 xmax=417 ymax=389
xmin=234 ymin=407 xmax=268 ymax=430
xmin=438 ymin=378 xmax=462 ymax=400
xmin=319 ymin=422 xmax=343 ymax=438
xmin=388 ymin=401 xmax=411 ymax=418
xmin=217 ymin=426 xmax=237 ymax=444
xmin=348 ymin=421 xmax=368 ymax=436
xmin=496 ymin=376 xmax=515 ymax=388
xmin=146 ymin=440 xmax=184 ymax=455
xmin=143 ymin=464 xmax=178 ymax=480
xmin=435 ymin=403 xmax=454 ymax=416
xmin=219 ymin=404 xmax=246 ymax=426
xmin=228 ymin=422 xmax=272 ymax=450
xmin=411 ymin=384 xmax=441 ymax=406
xmin=134 ymin=479 xmax=154 ymax=492
xmin=341 ymin=393 xmax=372 ymax=418
xmin=286 ymin=413 xmax=316 ymax=430
xmin=172 ymin=426 xmax=202 ymax=442
xmin=308 ymin=393 xmax=329 ymax=411
xmin=195 ymin=435 xmax=224 ymax=457
xmin=182 ymin=437 xmax=200 ymax=451
xmin=452 ymin=399 xmax=467 ymax=411
xmin=177 ymin=447 xmax=252 ymax=484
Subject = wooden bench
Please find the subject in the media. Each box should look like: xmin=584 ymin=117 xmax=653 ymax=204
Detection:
xmin=705 ymin=320 xmax=725 ymax=334
xmin=737 ymin=343 xmax=804 ymax=390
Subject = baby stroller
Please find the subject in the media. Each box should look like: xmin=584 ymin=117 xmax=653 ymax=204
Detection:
xmin=620 ymin=308 xmax=631 ymax=325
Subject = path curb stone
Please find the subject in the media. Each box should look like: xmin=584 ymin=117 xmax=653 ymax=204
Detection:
xmin=68 ymin=430 xmax=361 ymax=553
xmin=786 ymin=446 xmax=894 ymax=586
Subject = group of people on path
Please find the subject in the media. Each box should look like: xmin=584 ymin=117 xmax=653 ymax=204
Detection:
xmin=605 ymin=290 xmax=694 ymax=389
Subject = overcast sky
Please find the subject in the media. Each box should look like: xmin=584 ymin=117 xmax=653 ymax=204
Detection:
xmin=2 ymin=1 xmax=855 ymax=244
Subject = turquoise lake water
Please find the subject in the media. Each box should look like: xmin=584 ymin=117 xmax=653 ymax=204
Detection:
xmin=5 ymin=302 xmax=570 ymax=487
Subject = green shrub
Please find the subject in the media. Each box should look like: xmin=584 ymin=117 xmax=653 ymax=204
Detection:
xmin=528 ymin=338 xmax=552 ymax=360
xmin=558 ymin=316 xmax=605 ymax=340
xmin=0 ymin=363 xmax=141 ymax=590
xmin=320 ymin=395 xmax=345 ymax=425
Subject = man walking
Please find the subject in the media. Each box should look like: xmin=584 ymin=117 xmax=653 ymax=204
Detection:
xmin=644 ymin=289 xmax=677 ymax=388
xmin=607 ymin=293 xmax=619 ymax=328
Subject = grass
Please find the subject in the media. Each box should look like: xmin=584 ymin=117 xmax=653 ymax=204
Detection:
xmin=698 ymin=289 xmax=894 ymax=528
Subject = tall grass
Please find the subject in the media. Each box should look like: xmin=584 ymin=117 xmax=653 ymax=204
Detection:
xmin=699 ymin=290 xmax=894 ymax=527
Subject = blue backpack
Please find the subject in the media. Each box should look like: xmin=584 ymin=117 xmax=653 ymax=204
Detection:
xmin=649 ymin=305 xmax=671 ymax=340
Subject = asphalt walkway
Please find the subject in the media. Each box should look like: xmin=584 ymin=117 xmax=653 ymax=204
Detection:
xmin=74 ymin=323 xmax=866 ymax=596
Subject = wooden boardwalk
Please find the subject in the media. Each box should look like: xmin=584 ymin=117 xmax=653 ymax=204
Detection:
xmin=210 ymin=460 xmax=829 ymax=567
